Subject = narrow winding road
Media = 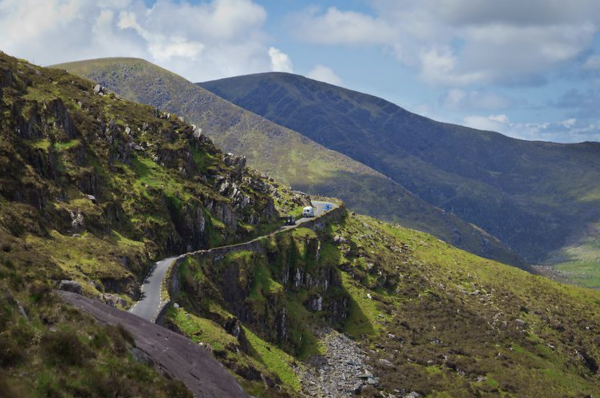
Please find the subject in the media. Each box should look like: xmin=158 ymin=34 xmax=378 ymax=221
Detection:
xmin=129 ymin=256 xmax=178 ymax=321
xmin=129 ymin=200 xmax=335 ymax=322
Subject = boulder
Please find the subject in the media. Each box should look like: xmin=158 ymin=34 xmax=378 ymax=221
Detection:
xmin=86 ymin=194 xmax=97 ymax=204
xmin=222 ymin=153 xmax=246 ymax=179
xmin=93 ymin=84 xmax=105 ymax=95
xmin=58 ymin=280 xmax=82 ymax=294
xmin=100 ymin=293 xmax=127 ymax=308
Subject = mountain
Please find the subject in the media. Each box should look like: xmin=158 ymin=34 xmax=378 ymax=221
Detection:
xmin=54 ymin=58 xmax=526 ymax=269
xmin=200 ymin=72 xmax=600 ymax=265
xmin=4 ymin=52 xmax=600 ymax=398
xmin=0 ymin=50 xmax=293 ymax=396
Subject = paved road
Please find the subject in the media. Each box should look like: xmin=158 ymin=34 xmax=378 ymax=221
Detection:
xmin=284 ymin=200 xmax=335 ymax=228
xmin=129 ymin=200 xmax=335 ymax=322
xmin=129 ymin=256 xmax=178 ymax=322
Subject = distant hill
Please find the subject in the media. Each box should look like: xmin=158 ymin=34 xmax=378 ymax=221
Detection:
xmin=200 ymin=72 xmax=600 ymax=265
xmin=6 ymin=51 xmax=600 ymax=398
xmin=55 ymin=58 xmax=525 ymax=268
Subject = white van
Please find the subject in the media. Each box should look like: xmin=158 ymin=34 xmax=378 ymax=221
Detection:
xmin=302 ymin=206 xmax=315 ymax=218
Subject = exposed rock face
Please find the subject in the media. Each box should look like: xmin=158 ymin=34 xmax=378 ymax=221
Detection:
xmin=99 ymin=293 xmax=127 ymax=307
xmin=48 ymin=99 xmax=78 ymax=140
xmin=170 ymin=203 xmax=209 ymax=252
xmin=58 ymin=280 xmax=82 ymax=294
xmin=0 ymin=68 xmax=14 ymax=88
xmin=59 ymin=291 xmax=249 ymax=398
xmin=15 ymin=102 xmax=44 ymax=140
xmin=223 ymin=152 xmax=246 ymax=179
xmin=174 ymin=208 xmax=350 ymax=358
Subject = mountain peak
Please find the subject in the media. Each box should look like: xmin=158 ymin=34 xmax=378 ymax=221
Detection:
xmin=200 ymin=72 xmax=600 ymax=265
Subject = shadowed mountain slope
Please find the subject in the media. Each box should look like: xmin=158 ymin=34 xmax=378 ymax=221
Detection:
xmin=55 ymin=58 xmax=526 ymax=268
xmin=200 ymin=72 xmax=600 ymax=264
xmin=5 ymin=52 xmax=600 ymax=398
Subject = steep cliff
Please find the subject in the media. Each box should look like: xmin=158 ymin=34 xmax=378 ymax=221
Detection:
xmin=0 ymin=51 xmax=301 ymax=397
xmin=164 ymin=210 xmax=600 ymax=397
xmin=0 ymin=51 xmax=295 ymax=303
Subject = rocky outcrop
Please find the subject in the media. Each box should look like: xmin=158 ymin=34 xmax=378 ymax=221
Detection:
xmin=58 ymin=291 xmax=249 ymax=398
xmin=48 ymin=99 xmax=78 ymax=140
xmin=0 ymin=67 xmax=14 ymax=89
xmin=223 ymin=153 xmax=246 ymax=180
xmin=15 ymin=102 xmax=44 ymax=140
xmin=165 ymin=205 xmax=349 ymax=354
xmin=58 ymin=280 xmax=82 ymax=294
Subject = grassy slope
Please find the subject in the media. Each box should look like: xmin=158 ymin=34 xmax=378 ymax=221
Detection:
xmin=0 ymin=240 xmax=192 ymax=398
xmin=54 ymin=58 xmax=527 ymax=269
xmin=549 ymin=221 xmax=600 ymax=287
xmin=0 ymin=51 xmax=300 ymax=396
xmin=0 ymin=52 xmax=287 ymax=300
xmin=165 ymin=211 xmax=600 ymax=397
xmin=200 ymin=72 xmax=600 ymax=267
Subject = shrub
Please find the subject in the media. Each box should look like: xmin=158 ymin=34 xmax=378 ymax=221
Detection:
xmin=105 ymin=323 xmax=134 ymax=356
xmin=0 ymin=334 xmax=24 ymax=366
xmin=164 ymin=379 xmax=194 ymax=398
xmin=28 ymin=282 xmax=51 ymax=304
xmin=40 ymin=329 xmax=92 ymax=367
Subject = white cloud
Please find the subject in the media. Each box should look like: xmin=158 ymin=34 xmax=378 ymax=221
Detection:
xmin=289 ymin=1 xmax=600 ymax=86
xmin=268 ymin=47 xmax=294 ymax=73
xmin=0 ymin=0 xmax=273 ymax=82
xmin=306 ymin=64 xmax=342 ymax=86
xmin=464 ymin=114 xmax=510 ymax=132
xmin=443 ymin=88 xmax=512 ymax=110
xmin=418 ymin=46 xmax=487 ymax=86
xmin=463 ymin=113 xmax=600 ymax=143
xmin=289 ymin=6 xmax=396 ymax=47
xmin=583 ymin=54 xmax=600 ymax=70
xmin=488 ymin=114 xmax=510 ymax=124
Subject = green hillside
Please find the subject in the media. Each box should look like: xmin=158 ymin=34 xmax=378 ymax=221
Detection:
xmin=3 ymin=52 xmax=600 ymax=397
xmin=164 ymin=209 xmax=600 ymax=397
xmin=0 ymin=50 xmax=294 ymax=396
xmin=54 ymin=58 xmax=526 ymax=269
xmin=199 ymin=72 xmax=600 ymax=268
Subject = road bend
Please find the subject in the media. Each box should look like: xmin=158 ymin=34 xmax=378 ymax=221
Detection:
xmin=129 ymin=200 xmax=335 ymax=322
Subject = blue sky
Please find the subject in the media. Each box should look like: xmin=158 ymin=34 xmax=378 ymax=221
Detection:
xmin=1 ymin=0 xmax=599 ymax=143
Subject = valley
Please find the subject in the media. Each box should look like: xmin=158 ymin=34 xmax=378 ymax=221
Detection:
xmin=1 ymin=50 xmax=600 ymax=398
xmin=56 ymin=58 xmax=526 ymax=269
xmin=200 ymin=72 xmax=600 ymax=271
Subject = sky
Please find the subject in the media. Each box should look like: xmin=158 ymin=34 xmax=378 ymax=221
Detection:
xmin=1 ymin=0 xmax=599 ymax=143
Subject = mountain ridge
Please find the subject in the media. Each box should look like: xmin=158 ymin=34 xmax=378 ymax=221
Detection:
xmin=54 ymin=57 xmax=527 ymax=269
xmin=4 ymin=51 xmax=600 ymax=398
xmin=199 ymin=72 xmax=600 ymax=266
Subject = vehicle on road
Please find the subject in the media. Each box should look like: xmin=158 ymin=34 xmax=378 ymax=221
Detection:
xmin=303 ymin=206 xmax=315 ymax=217
xmin=283 ymin=215 xmax=296 ymax=226
xmin=324 ymin=203 xmax=333 ymax=211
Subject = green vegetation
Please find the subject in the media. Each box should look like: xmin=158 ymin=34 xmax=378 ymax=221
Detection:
xmin=56 ymin=57 xmax=526 ymax=268
xmin=549 ymin=222 xmax=600 ymax=287
xmin=200 ymin=72 xmax=600 ymax=270
xmin=243 ymin=326 xmax=302 ymax=392
xmin=0 ymin=232 xmax=192 ymax=398
xmin=165 ymin=210 xmax=600 ymax=397
xmin=0 ymin=51 xmax=295 ymax=396
xmin=169 ymin=307 xmax=238 ymax=352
